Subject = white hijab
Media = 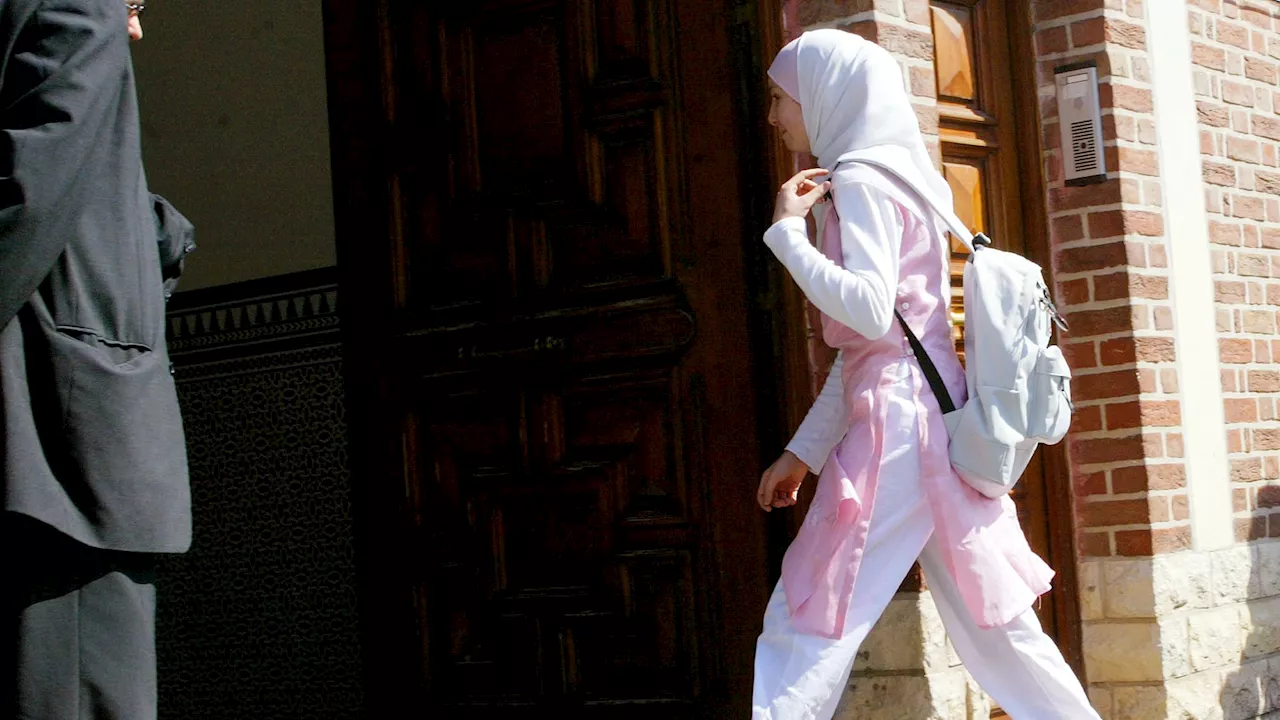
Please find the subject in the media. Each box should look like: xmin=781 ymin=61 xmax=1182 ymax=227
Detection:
xmin=769 ymin=30 xmax=960 ymax=236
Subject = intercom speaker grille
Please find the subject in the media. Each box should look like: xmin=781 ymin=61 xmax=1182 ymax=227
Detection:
xmin=1070 ymin=119 xmax=1099 ymax=174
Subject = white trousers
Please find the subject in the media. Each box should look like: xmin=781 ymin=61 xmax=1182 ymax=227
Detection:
xmin=751 ymin=374 xmax=1099 ymax=720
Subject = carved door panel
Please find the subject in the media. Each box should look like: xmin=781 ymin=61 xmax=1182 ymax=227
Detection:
xmin=930 ymin=0 xmax=1075 ymax=657
xmin=363 ymin=1 xmax=771 ymax=716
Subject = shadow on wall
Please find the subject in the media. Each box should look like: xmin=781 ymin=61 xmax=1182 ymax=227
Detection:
xmin=1220 ymin=540 xmax=1280 ymax=720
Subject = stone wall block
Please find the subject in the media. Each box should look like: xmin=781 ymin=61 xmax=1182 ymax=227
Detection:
xmin=1113 ymin=685 xmax=1172 ymax=720
xmin=1256 ymin=540 xmax=1280 ymax=596
xmin=1166 ymin=671 xmax=1228 ymax=720
xmin=1245 ymin=595 xmax=1280 ymax=658
xmin=1105 ymin=558 xmax=1158 ymax=617
xmin=1083 ymin=622 xmax=1165 ymax=682
xmin=1190 ymin=606 xmax=1247 ymax=672
xmin=1155 ymin=553 xmax=1214 ymax=612
xmin=853 ymin=595 xmax=925 ymax=672
xmin=1213 ymin=545 xmax=1261 ymax=604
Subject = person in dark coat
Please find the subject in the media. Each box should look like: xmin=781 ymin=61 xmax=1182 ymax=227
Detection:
xmin=0 ymin=1 xmax=194 ymax=717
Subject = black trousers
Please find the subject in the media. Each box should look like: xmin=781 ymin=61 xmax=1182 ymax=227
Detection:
xmin=2 ymin=514 xmax=158 ymax=720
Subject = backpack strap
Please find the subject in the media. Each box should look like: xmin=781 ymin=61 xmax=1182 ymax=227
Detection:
xmin=895 ymin=311 xmax=956 ymax=415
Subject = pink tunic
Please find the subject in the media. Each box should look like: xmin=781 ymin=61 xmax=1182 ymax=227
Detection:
xmin=776 ymin=179 xmax=1054 ymax=640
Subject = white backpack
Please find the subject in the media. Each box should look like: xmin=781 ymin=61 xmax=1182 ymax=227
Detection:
xmin=828 ymin=157 xmax=1073 ymax=497
xmin=897 ymin=188 xmax=1073 ymax=498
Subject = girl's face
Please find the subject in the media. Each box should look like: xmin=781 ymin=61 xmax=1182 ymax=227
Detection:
xmin=768 ymin=81 xmax=809 ymax=154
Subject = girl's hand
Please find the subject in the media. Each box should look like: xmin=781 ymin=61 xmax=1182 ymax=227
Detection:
xmin=773 ymin=169 xmax=830 ymax=224
xmin=756 ymin=450 xmax=811 ymax=511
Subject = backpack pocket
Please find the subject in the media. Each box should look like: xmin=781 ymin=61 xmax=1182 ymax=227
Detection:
xmin=1028 ymin=345 xmax=1072 ymax=444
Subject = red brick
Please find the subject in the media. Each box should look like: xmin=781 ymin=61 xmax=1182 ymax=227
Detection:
xmin=1244 ymin=309 xmax=1277 ymax=334
xmin=1154 ymin=306 xmax=1175 ymax=331
xmin=874 ymin=23 xmax=934 ymax=60
xmin=795 ymin=0 xmax=874 ymax=26
xmin=1265 ymin=228 xmax=1280 ymax=249
xmin=1234 ymin=457 xmax=1264 ymax=483
xmin=1254 ymin=115 xmax=1280 ymax=141
xmin=1105 ymin=400 xmax=1182 ymax=429
xmin=1055 ymin=240 xmax=1138 ymax=273
xmin=1072 ymin=434 xmax=1149 ymax=465
xmin=1237 ymin=516 xmax=1269 ymax=542
xmin=1063 ymin=341 xmax=1098 ymax=370
xmin=1190 ymin=0 xmax=1222 ymax=11
xmin=1073 ymin=404 xmax=1104 ymax=433
xmin=1261 ymin=486 xmax=1280 ymax=510
xmin=1167 ymin=433 xmax=1184 ymax=458
xmin=1075 ymin=368 xmax=1146 ymax=402
xmin=1219 ymin=20 xmax=1253 ymax=50
xmin=1240 ymin=253 xmax=1273 ymax=277
xmin=1077 ymin=470 xmax=1108 ymax=496
xmin=1053 ymin=214 xmax=1085 ymax=243
xmin=1213 ymin=222 xmax=1245 ymax=247
xmin=1080 ymin=498 xmax=1151 ymax=528
xmin=1161 ymin=368 xmax=1179 ymax=393
xmin=1226 ymin=397 xmax=1259 ymax=423
xmin=1115 ymin=526 xmax=1193 ymax=556
xmin=1218 ymin=280 xmax=1248 ymax=303
xmin=1103 ymin=83 xmax=1154 ymax=113
xmin=1105 ymin=18 xmax=1146 ymax=49
xmin=903 ymin=0 xmax=931 ymax=24
xmin=1069 ymin=306 xmax=1140 ymax=336
xmin=1229 ymin=136 xmax=1263 ymax=163
xmin=1225 ymin=79 xmax=1257 ymax=107
xmin=1087 ymin=210 xmax=1164 ymax=238
xmin=1204 ymin=161 xmax=1239 ymax=186
xmin=1101 ymin=336 xmax=1177 ymax=365
xmin=1118 ymin=147 xmax=1160 ymax=176
xmin=1236 ymin=487 xmax=1252 ymax=512
xmin=1255 ymin=428 xmax=1280 ymax=450
xmin=1070 ymin=17 xmax=1105 ymax=47
xmin=1199 ymin=102 xmax=1231 ymax=127
xmin=1257 ymin=170 xmax=1280 ymax=195
xmin=1078 ymin=531 xmax=1112 ymax=557
xmin=1193 ymin=42 xmax=1228 ymax=70
xmin=1035 ymin=0 xmax=1108 ymax=22
xmin=1234 ymin=195 xmax=1268 ymax=221
xmin=1050 ymin=180 xmax=1123 ymax=212
xmin=1222 ymin=338 xmax=1255 ymax=363
xmin=1269 ymin=513 xmax=1280 ymax=538
xmin=1247 ymin=58 xmax=1280 ymax=85
xmin=1113 ymin=464 xmax=1187 ymax=493
xmin=1060 ymin=278 xmax=1090 ymax=306
xmin=909 ymin=66 xmax=936 ymax=99
xmin=1243 ymin=6 xmax=1275 ymax=30
xmin=1250 ymin=370 xmax=1280 ymax=392
xmin=1172 ymin=494 xmax=1190 ymax=522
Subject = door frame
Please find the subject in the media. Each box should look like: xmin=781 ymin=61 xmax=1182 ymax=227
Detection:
xmin=750 ymin=0 xmax=1086 ymax=678
xmin=1007 ymin=0 xmax=1085 ymax=677
xmin=322 ymin=0 xmax=424 ymax=715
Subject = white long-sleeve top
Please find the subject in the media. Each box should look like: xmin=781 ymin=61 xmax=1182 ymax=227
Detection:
xmin=764 ymin=167 xmax=931 ymax=472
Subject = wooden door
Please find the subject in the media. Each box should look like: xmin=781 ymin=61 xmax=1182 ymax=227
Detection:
xmin=929 ymin=0 xmax=1083 ymax=672
xmin=325 ymin=0 xmax=774 ymax=716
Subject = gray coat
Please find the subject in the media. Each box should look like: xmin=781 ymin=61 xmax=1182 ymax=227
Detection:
xmin=0 ymin=0 xmax=193 ymax=553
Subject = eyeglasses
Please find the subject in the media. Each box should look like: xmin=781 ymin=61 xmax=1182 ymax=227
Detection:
xmin=126 ymin=2 xmax=145 ymax=15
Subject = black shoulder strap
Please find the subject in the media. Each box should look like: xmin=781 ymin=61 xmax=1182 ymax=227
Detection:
xmin=896 ymin=312 xmax=956 ymax=415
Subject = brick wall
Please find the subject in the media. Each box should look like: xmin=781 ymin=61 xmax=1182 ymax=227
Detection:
xmin=1194 ymin=0 xmax=1280 ymax=545
xmin=1188 ymin=1 xmax=1280 ymax=718
xmin=1029 ymin=2 xmax=1198 ymax=715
